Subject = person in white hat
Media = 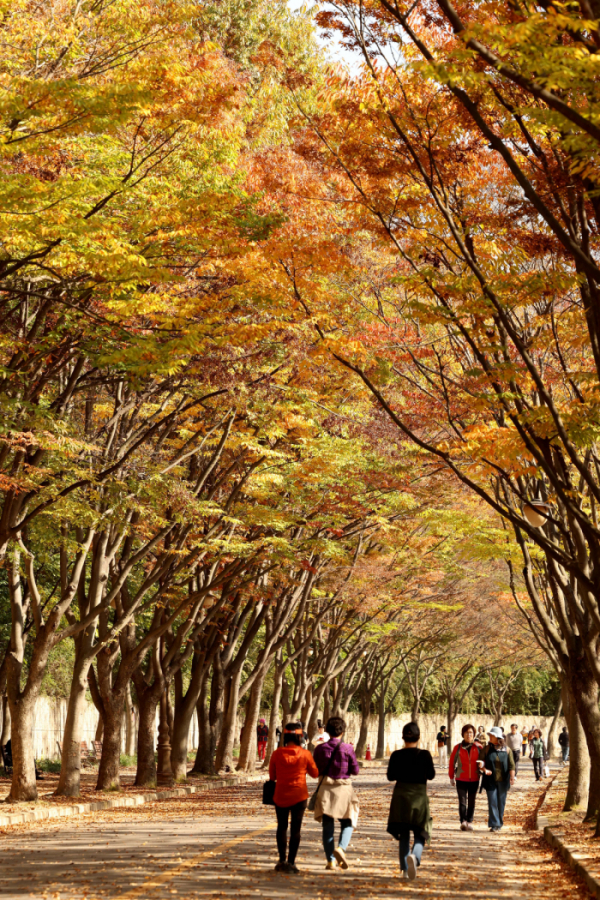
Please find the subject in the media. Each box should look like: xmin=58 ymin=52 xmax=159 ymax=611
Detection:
xmin=477 ymin=726 xmax=515 ymax=832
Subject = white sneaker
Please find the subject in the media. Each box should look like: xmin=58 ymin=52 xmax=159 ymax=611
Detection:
xmin=466 ymin=823 xmax=474 ymax=831
xmin=401 ymin=871 xmax=409 ymax=880
xmin=407 ymin=854 xmax=418 ymax=881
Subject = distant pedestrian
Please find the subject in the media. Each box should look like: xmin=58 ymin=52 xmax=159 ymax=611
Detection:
xmin=558 ymin=727 xmax=569 ymax=766
xmin=521 ymin=727 xmax=529 ymax=759
xmin=531 ymin=729 xmax=548 ymax=781
xmin=312 ymin=719 xmax=330 ymax=750
xmin=300 ymin=721 xmax=308 ymax=747
xmin=387 ymin=721 xmax=435 ymax=881
xmin=506 ymin=724 xmax=522 ymax=778
xmin=269 ymin=722 xmax=319 ymax=873
xmin=479 ymin=726 xmax=515 ymax=832
xmin=436 ymin=726 xmax=448 ymax=767
xmin=257 ymin=718 xmax=269 ymax=761
xmin=313 ymin=716 xmax=360 ymax=871
xmin=476 ymin=726 xmax=486 ymax=746
xmin=449 ymin=724 xmax=482 ymax=831
xmin=528 ymin=726 xmax=536 ymax=757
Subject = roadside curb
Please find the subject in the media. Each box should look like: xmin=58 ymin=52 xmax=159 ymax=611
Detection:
xmin=0 ymin=775 xmax=263 ymax=828
xmin=536 ymin=774 xmax=600 ymax=899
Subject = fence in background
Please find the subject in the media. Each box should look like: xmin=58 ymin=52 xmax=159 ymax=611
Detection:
xmin=25 ymin=696 xmax=563 ymax=761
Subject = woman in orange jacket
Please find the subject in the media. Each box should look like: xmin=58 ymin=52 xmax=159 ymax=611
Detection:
xmin=269 ymin=722 xmax=319 ymax=873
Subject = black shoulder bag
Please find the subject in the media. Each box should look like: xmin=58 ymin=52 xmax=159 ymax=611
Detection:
xmin=262 ymin=777 xmax=276 ymax=806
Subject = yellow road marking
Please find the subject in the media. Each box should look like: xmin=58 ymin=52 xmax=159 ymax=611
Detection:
xmin=108 ymin=824 xmax=273 ymax=900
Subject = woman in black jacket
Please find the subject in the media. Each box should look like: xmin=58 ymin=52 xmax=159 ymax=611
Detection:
xmin=387 ymin=722 xmax=435 ymax=882
xmin=479 ymin=727 xmax=515 ymax=832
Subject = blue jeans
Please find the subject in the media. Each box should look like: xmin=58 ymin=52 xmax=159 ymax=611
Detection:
xmin=486 ymin=781 xmax=509 ymax=828
xmin=562 ymin=746 xmax=570 ymax=763
xmin=398 ymin=827 xmax=425 ymax=871
xmin=322 ymin=814 xmax=353 ymax=861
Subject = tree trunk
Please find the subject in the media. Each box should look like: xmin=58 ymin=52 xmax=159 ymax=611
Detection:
xmin=410 ymin=699 xmax=420 ymax=722
xmin=171 ymin=657 xmax=212 ymax=782
xmin=6 ymin=694 xmax=37 ymax=802
xmin=237 ymin=667 xmax=267 ymax=773
xmin=96 ymin=690 xmax=125 ymax=791
xmin=447 ymin=696 xmax=458 ymax=750
xmin=95 ymin=716 xmax=104 ymax=742
xmin=55 ymin=655 xmax=90 ymax=797
xmin=565 ymin=659 xmax=600 ymax=822
xmin=215 ymin=669 xmax=242 ymax=772
xmin=5 ymin=547 xmax=40 ymax=801
xmin=493 ymin=700 xmax=503 ymax=726
xmin=562 ymin=682 xmax=590 ymax=812
xmin=125 ymin=682 xmax=136 ymax=758
xmin=355 ymin=688 xmax=371 ymax=758
xmin=135 ymin=685 xmax=161 ymax=787
xmin=323 ymin=682 xmax=331 ymax=725
xmin=170 ymin=703 xmax=194 ymax=782
xmin=208 ymin=657 xmax=226 ymax=766
xmin=264 ymin=659 xmax=284 ymax=766
xmin=376 ymin=690 xmax=386 ymax=758
xmin=190 ymin=671 xmax=213 ymax=775
xmin=546 ymin=695 xmax=563 ymax=760
xmin=1 ymin=694 xmax=11 ymax=747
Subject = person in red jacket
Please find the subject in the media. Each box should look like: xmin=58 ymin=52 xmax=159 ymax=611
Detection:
xmin=269 ymin=722 xmax=319 ymax=873
xmin=449 ymin=723 xmax=483 ymax=831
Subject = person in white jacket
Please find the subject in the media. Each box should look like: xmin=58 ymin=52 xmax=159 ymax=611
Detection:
xmin=312 ymin=720 xmax=330 ymax=749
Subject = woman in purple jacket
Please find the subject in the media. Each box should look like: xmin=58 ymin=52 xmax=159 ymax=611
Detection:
xmin=313 ymin=717 xmax=360 ymax=870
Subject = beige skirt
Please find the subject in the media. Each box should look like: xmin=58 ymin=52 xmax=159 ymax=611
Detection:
xmin=313 ymin=777 xmax=360 ymax=827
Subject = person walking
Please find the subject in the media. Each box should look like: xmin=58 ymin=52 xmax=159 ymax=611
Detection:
xmin=257 ymin=718 xmax=269 ymax=761
xmin=531 ymin=729 xmax=549 ymax=781
xmin=475 ymin=726 xmax=486 ymax=747
xmin=521 ymin=727 xmax=529 ymax=761
xmin=387 ymin=721 xmax=435 ymax=881
xmin=558 ymin=727 xmax=569 ymax=766
xmin=479 ymin=726 xmax=515 ymax=832
xmin=269 ymin=722 xmax=319 ymax=873
xmin=449 ymin=724 xmax=482 ymax=831
xmin=436 ymin=726 xmax=449 ymax=767
xmin=312 ymin=719 xmax=330 ymax=750
xmin=313 ymin=716 xmax=360 ymax=871
xmin=506 ymin=724 xmax=522 ymax=779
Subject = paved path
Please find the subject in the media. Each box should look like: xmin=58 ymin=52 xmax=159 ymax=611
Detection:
xmin=0 ymin=758 xmax=588 ymax=899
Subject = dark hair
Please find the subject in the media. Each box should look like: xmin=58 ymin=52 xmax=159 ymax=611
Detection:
xmin=440 ymin=725 xmax=446 ymax=730
xmin=325 ymin=716 xmax=346 ymax=738
xmin=462 ymin=723 xmax=476 ymax=737
xmin=283 ymin=723 xmax=303 ymax=746
xmin=511 ymin=724 xmax=518 ymax=728
xmin=403 ymin=721 xmax=420 ymax=742
xmin=317 ymin=719 xmax=322 ymax=728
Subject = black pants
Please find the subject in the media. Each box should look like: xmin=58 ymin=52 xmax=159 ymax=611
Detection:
xmin=533 ymin=757 xmax=544 ymax=780
xmin=275 ymin=800 xmax=306 ymax=864
xmin=456 ymin=781 xmax=478 ymax=823
xmin=513 ymin=750 xmax=521 ymax=775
